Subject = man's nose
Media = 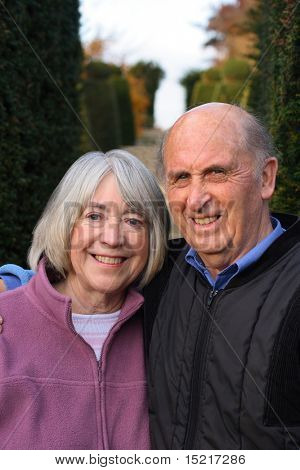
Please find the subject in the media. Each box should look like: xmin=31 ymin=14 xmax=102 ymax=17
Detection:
xmin=186 ymin=180 xmax=211 ymax=212
xmin=100 ymin=219 xmax=123 ymax=247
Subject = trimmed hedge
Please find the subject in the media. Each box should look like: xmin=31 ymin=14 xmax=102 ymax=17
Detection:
xmin=191 ymin=59 xmax=250 ymax=107
xmin=248 ymin=0 xmax=300 ymax=214
xmin=84 ymin=77 xmax=121 ymax=151
xmin=83 ymin=61 xmax=135 ymax=151
xmin=0 ymin=1 xmax=82 ymax=264
xmin=129 ymin=61 xmax=165 ymax=127
xmin=111 ymin=76 xmax=135 ymax=146
xmin=180 ymin=70 xmax=202 ymax=109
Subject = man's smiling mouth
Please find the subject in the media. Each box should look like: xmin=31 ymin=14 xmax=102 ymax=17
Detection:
xmin=193 ymin=215 xmax=220 ymax=226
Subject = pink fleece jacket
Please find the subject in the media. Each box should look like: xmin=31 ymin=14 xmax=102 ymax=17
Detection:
xmin=0 ymin=260 xmax=150 ymax=450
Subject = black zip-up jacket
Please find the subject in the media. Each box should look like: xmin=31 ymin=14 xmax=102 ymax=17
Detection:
xmin=144 ymin=214 xmax=300 ymax=449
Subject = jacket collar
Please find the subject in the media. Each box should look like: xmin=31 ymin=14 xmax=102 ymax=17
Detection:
xmin=224 ymin=213 xmax=300 ymax=288
xmin=165 ymin=213 xmax=299 ymax=290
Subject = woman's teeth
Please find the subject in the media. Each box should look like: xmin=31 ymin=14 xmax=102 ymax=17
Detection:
xmin=94 ymin=256 xmax=124 ymax=264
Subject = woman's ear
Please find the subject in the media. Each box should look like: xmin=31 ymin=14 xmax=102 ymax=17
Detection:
xmin=261 ymin=157 xmax=278 ymax=201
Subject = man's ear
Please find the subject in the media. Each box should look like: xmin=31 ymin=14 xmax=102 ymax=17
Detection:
xmin=261 ymin=157 xmax=278 ymax=201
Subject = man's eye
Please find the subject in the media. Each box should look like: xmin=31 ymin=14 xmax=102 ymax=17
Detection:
xmin=172 ymin=173 xmax=189 ymax=184
xmin=177 ymin=173 xmax=189 ymax=180
xmin=206 ymin=168 xmax=227 ymax=178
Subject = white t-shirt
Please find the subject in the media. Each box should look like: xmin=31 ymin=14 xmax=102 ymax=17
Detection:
xmin=72 ymin=310 xmax=121 ymax=361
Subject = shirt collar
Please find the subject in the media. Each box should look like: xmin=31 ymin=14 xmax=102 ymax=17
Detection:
xmin=185 ymin=217 xmax=285 ymax=289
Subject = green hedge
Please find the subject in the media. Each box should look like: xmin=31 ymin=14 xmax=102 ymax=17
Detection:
xmin=0 ymin=1 xmax=82 ymax=265
xmin=84 ymin=77 xmax=121 ymax=151
xmin=248 ymin=0 xmax=300 ymax=214
xmin=111 ymin=76 xmax=135 ymax=146
xmin=83 ymin=61 xmax=135 ymax=151
xmin=180 ymin=70 xmax=202 ymax=109
xmin=129 ymin=61 xmax=164 ymax=127
xmin=191 ymin=60 xmax=250 ymax=107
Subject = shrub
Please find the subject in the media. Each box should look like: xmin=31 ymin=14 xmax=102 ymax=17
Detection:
xmin=0 ymin=1 xmax=82 ymax=264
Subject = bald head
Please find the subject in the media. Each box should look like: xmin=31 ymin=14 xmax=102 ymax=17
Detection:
xmin=159 ymin=103 xmax=276 ymax=179
xmin=171 ymin=102 xmax=244 ymax=134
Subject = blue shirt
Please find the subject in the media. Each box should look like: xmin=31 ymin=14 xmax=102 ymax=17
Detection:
xmin=185 ymin=217 xmax=285 ymax=290
xmin=0 ymin=264 xmax=34 ymax=290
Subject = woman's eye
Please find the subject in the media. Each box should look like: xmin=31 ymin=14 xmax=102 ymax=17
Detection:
xmin=125 ymin=218 xmax=143 ymax=228
xmin=87 ymin=213 xmax=103 ymax=221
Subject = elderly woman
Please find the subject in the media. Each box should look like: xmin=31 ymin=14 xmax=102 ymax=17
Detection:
xmin=0 ymin=150 xmax=170 ymax=450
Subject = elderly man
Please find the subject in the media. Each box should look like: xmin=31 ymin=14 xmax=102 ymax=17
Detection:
xmin=146 ymin=103 xmax=300 ymax=449
xmin=1 ymin=103 xmax=299 ymax=450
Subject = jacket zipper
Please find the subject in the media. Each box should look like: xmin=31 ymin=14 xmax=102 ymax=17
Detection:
xmin=183 ymin=288 xmax=219 ymax=449
xmin=66 ymin=301 xmax=142 ymax=448
xmin=65 ymin=303 xmax=106 ymax=447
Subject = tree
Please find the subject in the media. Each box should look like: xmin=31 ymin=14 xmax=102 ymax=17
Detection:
xmin=205 ymin=0 xmax=258 ymax=62
xmin=83 ymin=61 xmax=135 ymax=151
xmin=126 ymin=73 xmax=149 ymax=137
xmin=129 ymin=61 xmax=165 ymax=127
xmin=186 ymin=0 xmax=257 ymax=112
xmin=190 ymin=59 xmax=250 ymax=107
xmin=84 ymin=63 xmax=121 ymax=151
xmin=180 ymin=70 xmax=202 ymax=109
xmin=248 ymin=0 xmax=300 ymax=214
xmin=110 ymin=74 xmax=135 ymax=146
xmin=0 ymin=1 xmax=82 ymax=264
xmin=83 ymin=38 xmax=106 ymax=63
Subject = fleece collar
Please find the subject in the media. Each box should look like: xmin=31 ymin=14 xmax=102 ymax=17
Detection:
xmin=25 ymin=259 xmax=144 ymax=330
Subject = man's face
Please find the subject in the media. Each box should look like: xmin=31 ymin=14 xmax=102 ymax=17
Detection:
xmin=164 ymin=113 xmax=271 ymax=272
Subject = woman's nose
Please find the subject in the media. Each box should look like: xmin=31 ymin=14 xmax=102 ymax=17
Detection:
xmin=99 ymin=219 xmax=123 ymax=247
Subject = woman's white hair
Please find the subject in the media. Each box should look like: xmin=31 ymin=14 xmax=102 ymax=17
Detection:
xmin=28 ymin=150 xmax=170 ymax=288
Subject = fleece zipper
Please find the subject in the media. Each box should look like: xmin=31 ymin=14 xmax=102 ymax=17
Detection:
xmin=65 ymin=301 xmax=104 ymax=448
xmin=65 ymin=297 xmax=143 ymax=449
xmin=97 ymin=301 xmax=143 ymax=449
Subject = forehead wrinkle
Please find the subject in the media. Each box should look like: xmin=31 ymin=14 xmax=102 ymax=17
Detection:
xmin=164 ymin=105 xmax=252 ymax=179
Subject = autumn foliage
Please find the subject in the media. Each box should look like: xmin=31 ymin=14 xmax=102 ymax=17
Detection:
xmin=126 ymin=73 xmax=149 ymax=137
xmin=206 ymin=0 xmax=258 ymax=61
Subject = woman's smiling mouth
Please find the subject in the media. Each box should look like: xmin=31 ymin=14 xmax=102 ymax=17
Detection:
xmin=93 ymin=255 xmax=126 ymax=265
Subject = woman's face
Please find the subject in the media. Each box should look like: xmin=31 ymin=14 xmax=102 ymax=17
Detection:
xmin=68 ymin=173 xmax=149 ymax=299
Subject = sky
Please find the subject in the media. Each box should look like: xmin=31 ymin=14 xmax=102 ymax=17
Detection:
xmin=79 ymin=0 xmax=233 ymax=129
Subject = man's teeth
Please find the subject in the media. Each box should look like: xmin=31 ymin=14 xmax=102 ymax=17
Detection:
xmin=194 ymin=216 xmax=218 ymax=225
xmin=94 ymin=256 xmax=124 ymax=264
